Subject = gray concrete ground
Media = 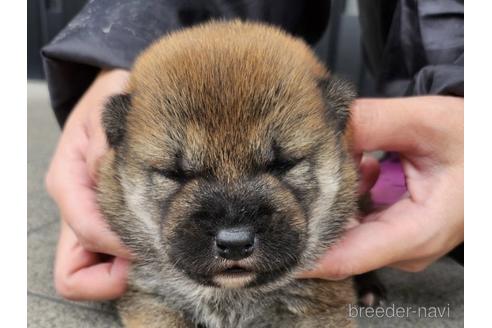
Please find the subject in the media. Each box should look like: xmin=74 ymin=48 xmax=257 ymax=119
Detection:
xmin=27 ymin=81 xmax=463 ymax=327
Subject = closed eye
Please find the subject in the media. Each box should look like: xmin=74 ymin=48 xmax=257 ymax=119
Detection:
xmin=266 ymin=157 xmax=304 ymax=176
xmin=151 ymin=167 xmax=190 ymax=183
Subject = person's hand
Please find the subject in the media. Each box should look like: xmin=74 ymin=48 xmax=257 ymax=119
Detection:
xmin=301 ymin=96 xmax=464 ymax=279
xmin=54 ymin=221 xmax=129 ymax=300
xmin=45 ymin=69 xmax=132 ymax=300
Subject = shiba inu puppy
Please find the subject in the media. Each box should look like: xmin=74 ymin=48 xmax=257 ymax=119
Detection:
xmin=98 ymin=20 xmax=360 ymax=328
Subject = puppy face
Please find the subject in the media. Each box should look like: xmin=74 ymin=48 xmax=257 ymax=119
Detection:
xmin=101 ymin=22 xmax=357 ymax=290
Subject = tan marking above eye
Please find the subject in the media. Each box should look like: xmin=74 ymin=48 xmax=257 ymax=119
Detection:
xmin=287 ymin=161 xmax=311 ymax=176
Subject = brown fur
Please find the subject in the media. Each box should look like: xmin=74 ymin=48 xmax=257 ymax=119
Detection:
xmin=98 ymin=20 xmax=359 ymax=328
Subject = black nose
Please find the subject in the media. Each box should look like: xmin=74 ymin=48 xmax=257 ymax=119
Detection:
xmin=215 ymin=227 xmax=255 ymax=260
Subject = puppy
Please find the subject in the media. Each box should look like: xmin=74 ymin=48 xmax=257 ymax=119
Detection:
xmin=98 ymin=20 xmax=359 ymax=328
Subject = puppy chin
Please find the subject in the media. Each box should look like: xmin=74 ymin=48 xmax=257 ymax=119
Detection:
xmin=213 ymin=273 xmax=256 ymax=288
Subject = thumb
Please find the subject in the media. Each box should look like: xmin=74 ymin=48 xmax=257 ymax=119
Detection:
xmin=350 ymin=97 xmax=431 ymax=153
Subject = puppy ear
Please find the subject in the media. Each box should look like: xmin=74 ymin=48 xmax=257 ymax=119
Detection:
xmin=102 ymin=93 xmax=132 ymax=148
xmin=319 ymin=76 xmax=357 ymax=133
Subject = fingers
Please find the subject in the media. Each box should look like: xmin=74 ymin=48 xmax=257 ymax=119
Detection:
xmin=46 ymin=127 xmax=130 ymax=258
xmin=59 ymin=180 xmax=131 ymax=258
xmin=358 ymin=155 xmax=380 ymax=195
xmin=299 ymin=198 xmax=425 ymax=279
xmin=389 ymin=256 xmax=437 ymax=272
xmin=57 ymin=168 xmax=130 ymax=258
xmin=72 ymin=68 xmax=130 ymax=182
xmin=350 ymin=97 xmax=428 ymax=153
xmin=351 ymin=96 xmax=464 ymax=155
xmin=47 ymin=69 xmax=133 ymax=301
xmin=54 ymin=222 xmax=129 ymax=300
xmin=62 ymin=257 xmax=129 ymax=300
xmin=85 ymin=95 xmax=109 ymax=183
xmin=86 ymin=118 xmax=108 ymax=183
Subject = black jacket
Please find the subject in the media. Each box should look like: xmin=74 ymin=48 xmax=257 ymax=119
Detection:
xmin=41 ymin=0 xmax=463 ymax=127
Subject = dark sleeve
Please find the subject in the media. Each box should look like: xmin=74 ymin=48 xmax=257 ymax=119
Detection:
xmin=359 ymin=0 xmax=463 ymax=97
xmin=41 ymin=0 xmax=331 ymax=127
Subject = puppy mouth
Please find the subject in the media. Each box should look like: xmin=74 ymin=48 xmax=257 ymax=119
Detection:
xmin=212 ymin=264 xmax=256 ymax=288
xmin=219 ymin=266 xmax=252 ymax=275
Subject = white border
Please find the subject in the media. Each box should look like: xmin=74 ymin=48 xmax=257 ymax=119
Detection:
xmin=1 ymin=1 xmax=27 ymax=326
xmin=465 ymin=2 xmax=492 ymax=326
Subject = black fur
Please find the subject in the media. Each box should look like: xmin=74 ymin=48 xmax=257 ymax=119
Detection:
xmin=319 ymin=77 xmax=357 ymax=133
xmin=167 ymin=178 xmax=305 ymax=287
xmin=102 ymin=93 xmax=132 ymax=147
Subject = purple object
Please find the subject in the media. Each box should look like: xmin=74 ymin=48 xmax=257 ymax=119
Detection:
xmin=371 ymin=153 xmax=407 ymax=207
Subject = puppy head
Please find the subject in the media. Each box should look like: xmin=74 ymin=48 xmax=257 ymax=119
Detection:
xmin=102 ymin=21 xmax=357 ymax=290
